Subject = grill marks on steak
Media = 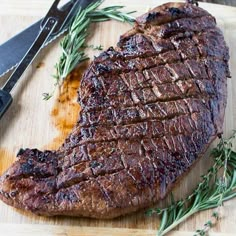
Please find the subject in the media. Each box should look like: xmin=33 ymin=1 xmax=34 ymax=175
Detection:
xmin=0 ymin=3 xmax=230 ymax=218
xmin=80 ymin=37 xmax=228 ymax=113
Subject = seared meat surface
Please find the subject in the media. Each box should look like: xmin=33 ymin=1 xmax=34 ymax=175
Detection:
xmin=0 ymin=2 xmax=230 ymax=219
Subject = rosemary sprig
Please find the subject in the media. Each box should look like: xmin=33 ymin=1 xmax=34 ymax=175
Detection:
xmin=147 ymin=132 xmax=236 ymax=236
xmin=43 ymin=0 xmax=135 ymax=100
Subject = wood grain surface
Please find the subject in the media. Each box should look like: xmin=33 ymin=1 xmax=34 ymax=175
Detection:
xmin=0 ymin=0 xmax=236 ymax=235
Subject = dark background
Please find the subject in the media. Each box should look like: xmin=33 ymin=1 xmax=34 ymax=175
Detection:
xmin=199 ymin=0 xmax=236 ymax=6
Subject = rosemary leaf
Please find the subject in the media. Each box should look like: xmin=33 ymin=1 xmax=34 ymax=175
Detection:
xmin=42 ymin=93 xmax=53 ymax=101
xmin=86 ymin=44 xmax=104 ymax=50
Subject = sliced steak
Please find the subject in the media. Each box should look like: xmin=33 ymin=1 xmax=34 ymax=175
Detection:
xmin=0 ymin=2 xmax=230 ymax=219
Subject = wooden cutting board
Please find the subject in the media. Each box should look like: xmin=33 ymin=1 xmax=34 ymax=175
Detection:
xmin=0 ymin=0 xmax=236 ymax=235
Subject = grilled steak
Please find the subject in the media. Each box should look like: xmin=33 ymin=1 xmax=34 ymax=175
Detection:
xmin=0 ymin=2 xmax=230 ymax=219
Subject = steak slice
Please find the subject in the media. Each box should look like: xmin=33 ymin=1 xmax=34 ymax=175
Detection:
xmin=0 ymin=2 xmax=230 ymax=219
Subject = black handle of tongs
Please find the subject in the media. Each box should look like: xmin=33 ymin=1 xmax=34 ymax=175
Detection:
xmin=0 ymin=90 xmax=13 ymax=119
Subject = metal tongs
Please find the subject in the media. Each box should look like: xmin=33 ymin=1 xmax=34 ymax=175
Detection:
xmin=0 ymin=0 xmax=82 ymax=119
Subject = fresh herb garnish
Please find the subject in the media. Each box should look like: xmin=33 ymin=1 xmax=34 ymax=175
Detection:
xmin=44 ymin=0 xmax=135 ymax=99
xmin=42 ymin=92 xmax=53 ymax=101
xmin=147 ymin=132 xmax=236 ymax=236
xmin=86 ymin=44 xmax=104 ymax=51
xmin=194 ymin=211 xmax=219 ymax=236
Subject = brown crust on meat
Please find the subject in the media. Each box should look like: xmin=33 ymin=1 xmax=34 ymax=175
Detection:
xmin=0 ymin=2 xmax=230 ymax=219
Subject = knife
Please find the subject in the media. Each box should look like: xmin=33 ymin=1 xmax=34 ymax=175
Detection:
xmin=0 ymin=0 xmax=95 ymax=119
